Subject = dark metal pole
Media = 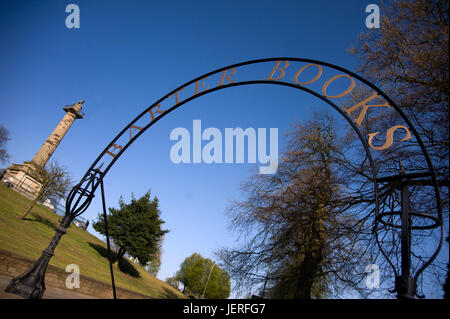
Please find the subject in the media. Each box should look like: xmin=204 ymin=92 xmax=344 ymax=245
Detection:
xmin=100 ymin=177 xmax=117 ymax=299
xmin=4 ymin=214 xmax=72 ymax=298
xmin=397 ymin=167 xmax=414 ymax=299
xmin=4 ymin=171 xmax=100 ymax=299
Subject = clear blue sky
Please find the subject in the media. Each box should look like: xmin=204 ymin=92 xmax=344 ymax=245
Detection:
xmin=0 ymin=0 xmax=386 ymax=296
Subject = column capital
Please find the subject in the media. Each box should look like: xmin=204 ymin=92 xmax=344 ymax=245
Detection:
xmin=63 ymin=100 xmax=85 ymax=119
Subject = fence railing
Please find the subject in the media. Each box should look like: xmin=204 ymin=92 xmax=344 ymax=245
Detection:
xmin=53 ymin=202 xmax=89 ymax=230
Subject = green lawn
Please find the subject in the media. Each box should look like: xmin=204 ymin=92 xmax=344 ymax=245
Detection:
xmin=0 ymin=184 xmax=185 ymax=299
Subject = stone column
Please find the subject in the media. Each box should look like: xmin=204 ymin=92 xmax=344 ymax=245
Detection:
xmin=31 ymin=100 xmax=84 ymax=168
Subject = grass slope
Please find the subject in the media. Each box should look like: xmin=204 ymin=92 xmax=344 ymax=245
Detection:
xmin=0 ymin=184 xmax=185 ymax=299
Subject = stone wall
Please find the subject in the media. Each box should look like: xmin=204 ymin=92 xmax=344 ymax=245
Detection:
xmin=0 ymin=249 xmax=154 ymax=299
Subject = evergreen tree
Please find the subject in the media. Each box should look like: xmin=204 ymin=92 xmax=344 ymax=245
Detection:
xmin=176 ymin=253 xmax=230 ymax=299
xmin=93 ymin=190 xmax=168 ymax=266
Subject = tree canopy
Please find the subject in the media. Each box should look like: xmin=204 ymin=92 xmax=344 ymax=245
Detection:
xmin=93 ymin=190 xmax=169 ymax=266
xmin=350 ymin=0 xmax=448 ymax=188
xmin=216 ymin=113 xmax=374 ymax=298
xmin=176 ymin=253 xmax=231 ymax=299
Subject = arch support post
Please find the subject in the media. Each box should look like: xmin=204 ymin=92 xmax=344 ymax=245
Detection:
xmin=397 ymin=171 xmax=414 ymax=299
xmin=4 ymin=169 xmax=101 ymax=298
xmin=375 ymin=164 xmax=440 ymax=299
xmin=4 ymin=214 xmax=72 ymax=299
xmin=99 ymin=175 xmax=117 ymax=299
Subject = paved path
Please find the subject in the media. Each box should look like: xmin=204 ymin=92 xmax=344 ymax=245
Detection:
xmin=0 ymin=275 xmax=100 ymax=299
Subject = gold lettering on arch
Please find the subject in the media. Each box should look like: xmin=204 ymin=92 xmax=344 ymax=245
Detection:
xmin=105 ymin=144 xmax=123 ymax=158
xmin=129 ymin=125 xmax=143 ymax=140
xmin=195 ymin=77 xmax=209 ymax=95
xmin=294 ymin=64 xmax=323 ymax=85
xmin=148 ymin=104 xmax=165 ymax=121
xmin=266 ymin=61 xmax=289 ymax=81
xmin=168 ymin=87 xmax=186 ymax=104
xmin=322 ymin=74 xmax=355 ymax=99
xmin=345 ymin=91 xmax=392 ymax=127
xmin=218 ymin=68 xmax=236 ymax=86
xmin=368 ymin=125 xmax=412 ymax=151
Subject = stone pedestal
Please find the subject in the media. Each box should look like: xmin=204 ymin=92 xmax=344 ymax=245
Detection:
xmin=0 ymin=163 xmax=41 ymax=200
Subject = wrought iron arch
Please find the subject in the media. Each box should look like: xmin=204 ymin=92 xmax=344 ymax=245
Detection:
xmin=6 ymin=58 xmax=443 ymax=299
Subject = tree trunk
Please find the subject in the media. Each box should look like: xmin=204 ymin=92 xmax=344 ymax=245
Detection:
xmin=293 ymin=214 xmax=325 ymax=299
xmin=115 ymin=247 xmax=126 ymax=264
xmin=21 ymin=187 xmax=45 ymax=220
xmin=21 ymin=200 xmax=38 ymax=220
xmin=293 ymin=251 xmax=322 ymax=299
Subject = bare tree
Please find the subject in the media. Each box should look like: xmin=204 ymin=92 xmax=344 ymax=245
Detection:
xmin=21 ymin=160 xmax=72 ymax=220
xmin=349 ymin=0 xmax=449 ymax=186
xmin=348 ymin=0 xmax=449 ymax=297
xmin=216 ymin=113 xmax=381 ymax=298
xmin=0 ymin=125 xmax=11 ymax=164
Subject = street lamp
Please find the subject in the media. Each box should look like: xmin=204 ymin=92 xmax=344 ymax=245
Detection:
xmin=201 ymin=264 xmax=216 ymax=299
xmin=5 ymin=169 xmax=103 ymax=298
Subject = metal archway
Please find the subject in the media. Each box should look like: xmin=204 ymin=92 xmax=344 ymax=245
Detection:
xmin=6 ymin=58 xmax=443 ymax=299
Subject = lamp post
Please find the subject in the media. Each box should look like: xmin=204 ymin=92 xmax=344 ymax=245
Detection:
xmin=5 ymin=214 xmax=73 ymax=298
xmin=201 ymin=264 xmax=216 ymax=299
xmin=5 ymin=168 xmax=102 ymax=298
xmin=4 ymin=100 xmax=90 ymax=298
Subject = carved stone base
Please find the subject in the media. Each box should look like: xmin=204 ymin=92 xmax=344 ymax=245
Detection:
xmin=0 ymin=163 xmax=42 ymax=200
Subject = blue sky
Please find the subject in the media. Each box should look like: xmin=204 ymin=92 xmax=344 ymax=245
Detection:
xmin=0 ymin=0 xmax=390 ymax=296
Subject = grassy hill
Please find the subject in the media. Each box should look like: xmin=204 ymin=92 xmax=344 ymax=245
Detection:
xmin=0 ymin=184 xmax=185 ymax=299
